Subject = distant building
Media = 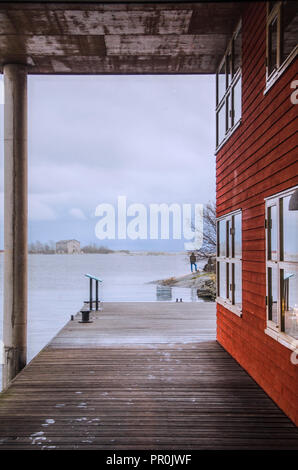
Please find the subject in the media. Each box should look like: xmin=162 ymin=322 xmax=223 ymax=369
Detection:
xmin=56 ymin=239 xmax=80 ymax=254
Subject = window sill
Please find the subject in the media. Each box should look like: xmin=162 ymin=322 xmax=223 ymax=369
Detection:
xmin=265 ymin=327 xmax=298 ymax=352
xmin=264 ymin=46 xmax=298 ymax=96
xmin=216 ymin=297 xmax=242 ymax=317
xmin=215 ymin=119 xmax=242 ymax=155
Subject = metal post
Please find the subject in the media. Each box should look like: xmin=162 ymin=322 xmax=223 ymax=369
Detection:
xmin=2 ymin=64 xmax=28 ymax=389
xmin=89 ymin=277 xmax=93 ymax=310
xmin=95 ymin=280 xmax=99 ymax=311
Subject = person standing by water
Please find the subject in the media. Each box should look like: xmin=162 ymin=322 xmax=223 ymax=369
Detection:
xmin=189 ymin=252 xmax=198 ymax=273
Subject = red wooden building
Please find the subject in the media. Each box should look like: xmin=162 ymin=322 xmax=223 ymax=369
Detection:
xmin=215 ymin=1 xmax=298 ymax=425
xmin=0 ymin=0 xmax=297 ymax=441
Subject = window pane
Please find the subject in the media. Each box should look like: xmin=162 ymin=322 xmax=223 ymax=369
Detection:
xmin=234 ymin=213 xmax=242 ymax=258
xmin=281 ymin=268 xmax=298 ymax=339
xmin=268 ymin=2 xmax=278 ymax=14
xmin=226 ymin=219 xmax=230 ymax=257
xmin=226 ymin=53 xmax=231 ymax=88
xmin=227 ymin=92 xmax=232 ymax=131
xmin=228 ymin=262 xmax=233 ymax=302
xmin=219 ymin=262 xmax=228 ymax=299
xmin=268 ymin=266 xmax=278 ymax=324
xmin=229 ymin=218 xmax=233 ymax=258
xmin=282 ymin=195 xmax=298 ymax=262
xmin=217 ymin=103 xmax=226 ymax=146
xmin=234 ymin=262 xmax=242 ymax=306
xmin=233 ymin=76 xmax=242 ymax=125
xmin=281 ymin=2 xmax=298 ymax=64
xmin=268 ymin=17 xmax=278 ymax=75
xmin=268 ymin=205 xmax=277 ymax=261
xmin=218 ymin=219 xmax=226 ymax=257
xmin=217 ymin=60 xmax=226 ymax=104
xmin=233 ymin=27 xmax=242 ymax=74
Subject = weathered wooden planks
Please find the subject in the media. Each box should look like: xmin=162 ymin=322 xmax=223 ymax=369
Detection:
xmin=0 ymin=302 xmax=297 ymax=450
xmin=0 ymin=2 xmax=243 ymax=74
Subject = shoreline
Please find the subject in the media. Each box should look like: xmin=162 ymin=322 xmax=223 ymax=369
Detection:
xmin=11 ymin=251 xmax=187 ymax=256
xmin=150 ymin=271 xmax=216 ymax=301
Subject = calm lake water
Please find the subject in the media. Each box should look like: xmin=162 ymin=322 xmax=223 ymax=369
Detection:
xmin=0 ymin=253 xmax=206 ymax=387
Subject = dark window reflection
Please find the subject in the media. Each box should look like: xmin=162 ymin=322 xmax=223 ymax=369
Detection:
xmin=268 ymin=205 xmax=277 ymax=261
xmin=281 ymin=2 xmax=298 ymax=64
xmin=268 ymin=17 xmax=278 ymax=75
xmin=233 ymin=28 xmax=242 ymax=74
xmin=217 ymin=60 xmax=226 ymax=105
xmin=268 ymin=266 xmax=278 ymax=324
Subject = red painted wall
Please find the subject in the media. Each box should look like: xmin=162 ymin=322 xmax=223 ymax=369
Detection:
xmin=216 ymin=2 xmax=298 ymax=425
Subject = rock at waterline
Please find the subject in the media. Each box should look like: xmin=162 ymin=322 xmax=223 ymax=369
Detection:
xmin=150 ymin=272 xmax=216 ymax=301
xmin=197 ymin=278 xmax=216 ymax=301
xmin=203 ymin=257 xmax=216 ymax=273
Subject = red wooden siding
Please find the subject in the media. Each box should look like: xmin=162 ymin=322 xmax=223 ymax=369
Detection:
xmin=216 ymin=1 xmax=298 ymax=425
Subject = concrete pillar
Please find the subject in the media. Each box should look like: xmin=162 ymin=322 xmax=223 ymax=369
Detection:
xmin=2 ymin=64 xmax=28 ymax=389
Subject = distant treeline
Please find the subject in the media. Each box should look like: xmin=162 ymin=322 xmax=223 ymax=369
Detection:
xmin=28 ymin=241 xmax=55 ymax=254
xmin=28 ymin=241 xmax=129 ymax=254
xmin=82 ymin=244 xmax=114 ymax=254
xmin=82 ymin=244 xmax=130 ymax=254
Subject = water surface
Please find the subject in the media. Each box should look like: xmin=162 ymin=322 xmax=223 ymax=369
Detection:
xmin=0 ymin=253 xmax=207 ymax=383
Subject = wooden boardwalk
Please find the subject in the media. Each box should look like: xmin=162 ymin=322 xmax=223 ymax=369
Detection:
xmin=0 ymin=302 xmax=297 ymax=450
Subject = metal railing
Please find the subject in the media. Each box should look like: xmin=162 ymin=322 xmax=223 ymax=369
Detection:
xmin=84 ymin=273 xmax=103 ymax=312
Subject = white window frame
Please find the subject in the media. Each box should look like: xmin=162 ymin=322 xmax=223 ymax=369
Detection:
xmin=216 ymin=209 xmax=242 ymax=316
xmin=265 ymin=185 xmax=298 ymax=351
xmin=264 ymin=1 xmax=298 ymax=94
xmin=215 ymin=20 xmax=242 ymax=151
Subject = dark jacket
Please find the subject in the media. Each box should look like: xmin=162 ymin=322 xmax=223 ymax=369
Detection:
xmin=190 ymin=254 xmax=196 ymax=263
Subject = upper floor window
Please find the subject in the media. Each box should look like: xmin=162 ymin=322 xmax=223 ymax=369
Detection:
xmin=216 ymin=210 xmax=242 ymax=315
xmin=265 ymin=186 xmax=298 ymax=343
xmin=266 ymin=1 xmax=298 ymax=86
xmin=216 ymin=21 xmax=242 ymax=149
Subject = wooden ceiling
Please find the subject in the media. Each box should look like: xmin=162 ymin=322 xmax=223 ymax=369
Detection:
xmin=0 ymin=2 xmax=244 ymax=74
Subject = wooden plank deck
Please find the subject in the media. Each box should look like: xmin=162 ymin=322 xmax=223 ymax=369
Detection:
xmin=0 ymin=302 xmax=297 ymax=450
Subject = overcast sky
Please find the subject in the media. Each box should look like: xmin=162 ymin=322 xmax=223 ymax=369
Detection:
xmin=0 ymin=74 xmax=215 ymax=251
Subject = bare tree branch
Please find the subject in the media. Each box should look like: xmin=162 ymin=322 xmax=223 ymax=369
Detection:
xmin=191 ymin=201 xmax=216 ymax=259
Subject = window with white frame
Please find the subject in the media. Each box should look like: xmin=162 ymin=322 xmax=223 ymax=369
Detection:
xmin=216 ymin=210 xmax=242 ymax=313
xmin=266 ymin=1 xmax=298 ymax=85
xmin=266 ymin=186 xmax=298 ymax=341
xmin=216 ymin=21 xmax=242 ymax=148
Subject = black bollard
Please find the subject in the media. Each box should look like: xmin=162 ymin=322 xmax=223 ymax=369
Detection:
xmin=79 ymin=309 xmax=93 ymax=323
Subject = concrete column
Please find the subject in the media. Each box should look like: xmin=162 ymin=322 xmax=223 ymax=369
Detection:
xmin=2 ymin=64 xmax=28 ymax=389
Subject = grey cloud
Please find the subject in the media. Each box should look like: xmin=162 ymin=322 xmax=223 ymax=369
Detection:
xmin=1 ymin=74 xmax=215 ymax=247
